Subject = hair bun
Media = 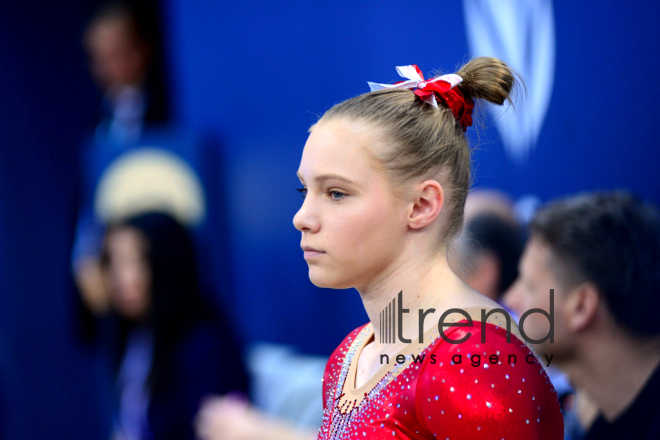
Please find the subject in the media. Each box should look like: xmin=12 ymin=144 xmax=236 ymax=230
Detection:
xmin=455 ymin=57 xmax=517 ymax=106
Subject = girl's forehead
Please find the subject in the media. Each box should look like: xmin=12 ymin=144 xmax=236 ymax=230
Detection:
xmin=299 ymin=120 xmax=385 ymax=178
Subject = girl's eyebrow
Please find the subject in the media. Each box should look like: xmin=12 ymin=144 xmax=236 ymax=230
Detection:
xmin=296 ymin=172 xmax=355 ymax=185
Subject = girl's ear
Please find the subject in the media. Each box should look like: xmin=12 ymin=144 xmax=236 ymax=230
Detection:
xmin=408 ymin=180 xmax=444 ymax=229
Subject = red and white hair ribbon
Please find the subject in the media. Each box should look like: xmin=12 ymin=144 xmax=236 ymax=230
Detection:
xmin=367 ymin=65 xmax=474 ymax=131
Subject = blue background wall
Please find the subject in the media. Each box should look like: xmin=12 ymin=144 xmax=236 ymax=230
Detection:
xmin=0 ymin=2 xmax=104 ymax=438
xmin=0 ymin=1 xmax=659 ymax=438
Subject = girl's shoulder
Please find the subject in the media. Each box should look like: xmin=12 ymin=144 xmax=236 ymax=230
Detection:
xmin=415 ymin=320 xmax=564 ymax=439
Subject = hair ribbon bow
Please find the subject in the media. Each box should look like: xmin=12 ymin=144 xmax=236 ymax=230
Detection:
xmin=367 ymin=65 xmax=474 ymax=131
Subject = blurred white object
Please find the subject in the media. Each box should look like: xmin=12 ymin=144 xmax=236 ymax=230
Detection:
xmin=463 ymin=0 xmax=556 ymax=162
xmin=95 ymin=148 xmax=206 ymax=225
xmin=246 ymin=343 xmax=326 ymax=431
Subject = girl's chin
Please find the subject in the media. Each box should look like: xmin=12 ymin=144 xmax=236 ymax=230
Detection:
xmin=308 ymin=269 xmax=354 ymax=290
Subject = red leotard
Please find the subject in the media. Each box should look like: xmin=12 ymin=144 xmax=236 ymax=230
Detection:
xmin=318 ymin=309 xmax=563 ymax=439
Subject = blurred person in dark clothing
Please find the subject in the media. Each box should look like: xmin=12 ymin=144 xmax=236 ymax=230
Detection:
xmin=449 ymin=189 xmax=524 ymax=302
xmin=84 ymin=0 xmax=169 ymax=143
xmin=503 ymin=191 xmax=660 ymax=440
xmin=463 ymin=188 xmax=518 ymax=225
xmin=100 ymin=211 xmax=248 ymax=440
xmin=450 ymin=212 xmax=524 ymax=302
xmin=74 ymin=0 xmax=171 ymax=317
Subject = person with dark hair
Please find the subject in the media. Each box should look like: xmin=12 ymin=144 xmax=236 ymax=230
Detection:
xmin=100 ymin=211 xmax=248 ymax=440
xmin=451 ymin=212 xmax=524 ymax=301
xmin=73 ymin=0 xmax=172 ymax=318
xmin=83 ymin=0 xmax=169 ymax=141
xmin=503 ymin=191 xmax=660 ymax=440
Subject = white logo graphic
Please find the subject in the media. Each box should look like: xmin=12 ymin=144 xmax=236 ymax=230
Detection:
xmin=463 ymin=0 xmax=556 ymax=162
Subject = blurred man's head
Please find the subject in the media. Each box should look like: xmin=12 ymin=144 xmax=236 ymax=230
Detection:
xmin=451 ymin=213 xmax=524 ymax=301
xmin=83 ymin=2 xmax=153 ymax=91
xmin=464 ymin=188 xmax=518 ymax=226
xmin=450 ymin=189 xmax=523 ymax=301
xmin=504 ymin=191 xmax=660 ymax=361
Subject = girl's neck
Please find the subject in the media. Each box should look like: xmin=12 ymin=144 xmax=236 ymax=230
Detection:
xmin=357 ymin=249 xmax=473 ymax=353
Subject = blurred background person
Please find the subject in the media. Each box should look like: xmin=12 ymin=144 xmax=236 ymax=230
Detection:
xmin=73 ymin=0 xmax=171 ymax=318
xmin=100 ymin=211 xmax=249 ymax=440
xmin=503 ymin=191 xmax=660 ymax=440
xmin=84 ymin=1 xmax=168 ymax=145
xmin=449 ymin=188 xmax=524 ymax=302
xmin=464 ymin=188 xmax=519 ymax=225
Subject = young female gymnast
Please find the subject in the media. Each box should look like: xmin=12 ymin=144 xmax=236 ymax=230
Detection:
xmin=293 ymin=58 xmax=563 ymax=439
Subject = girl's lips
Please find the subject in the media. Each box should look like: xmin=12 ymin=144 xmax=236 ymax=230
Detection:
xmin=303 ymin=250 xmax=325 ymax=259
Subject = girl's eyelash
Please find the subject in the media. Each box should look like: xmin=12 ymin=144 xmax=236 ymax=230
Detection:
xmin=296 ymin=187 xmax=346 ymax=201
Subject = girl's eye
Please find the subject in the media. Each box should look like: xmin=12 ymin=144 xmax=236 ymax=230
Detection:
xmin=296 ymin=187 xmax=307 ymax=200
xmin=329 ymin=190 xmax=346 ymax=201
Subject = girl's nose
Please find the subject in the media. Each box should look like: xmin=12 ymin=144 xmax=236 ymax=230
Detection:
xmin=293 ymin=201 xmax=320 ymax=233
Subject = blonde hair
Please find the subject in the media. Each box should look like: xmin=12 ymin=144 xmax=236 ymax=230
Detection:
xmin=316 ymin=57 xmax=517 ymax=242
